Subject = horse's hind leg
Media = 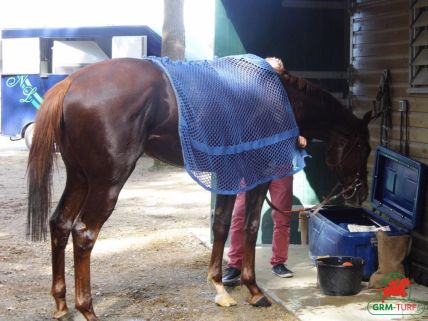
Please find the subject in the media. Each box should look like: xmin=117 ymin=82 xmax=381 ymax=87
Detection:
xmin=71 ymin=174 xmax=132 ymax=321
xmin=50 ymin=171 xmax=87 ymax=319
xmin=241 ymin=182 xmax=271 ymax=307
xmin=208 ymin=194 xmax=237 ymax=306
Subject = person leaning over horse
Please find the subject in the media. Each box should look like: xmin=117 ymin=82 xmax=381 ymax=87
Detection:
xmin=223 ymin=57 xmax=308 ymax=284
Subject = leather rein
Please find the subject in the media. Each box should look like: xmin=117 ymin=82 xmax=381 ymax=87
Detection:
xmin=265 ymin=177 xmax=362 ymax=216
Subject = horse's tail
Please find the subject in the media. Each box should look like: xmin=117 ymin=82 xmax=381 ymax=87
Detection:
xmin=27 ymin=78 xmax=72 ymax=241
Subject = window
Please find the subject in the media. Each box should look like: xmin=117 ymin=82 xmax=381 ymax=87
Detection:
xmin=409 ymin=0 xmax=428 ymax=93
xmin=1 ymin=38 xmax=41 ymax=75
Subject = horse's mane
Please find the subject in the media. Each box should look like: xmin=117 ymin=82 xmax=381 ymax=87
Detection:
xmin=268 ymin=57 xmax=333 ymax=100
xmin=283 ymin=72 xmax=325 ymax=97
xmin=265 ymin=57 xmax=364 ymax=135
xmin=280 ymin=71 xmax=364 ymax=136
xmin=265 ymin=57 xmax=318 ymax=96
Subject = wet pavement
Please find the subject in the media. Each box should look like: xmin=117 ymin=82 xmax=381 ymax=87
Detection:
xmin=252 ymin=245 xmax=428 ymax=321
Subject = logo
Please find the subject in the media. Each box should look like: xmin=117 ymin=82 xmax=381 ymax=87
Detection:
xmin=367 ymin=272 xmax=426 ymax=316
xmin=6 ymin=75 xmax=44 ymax=109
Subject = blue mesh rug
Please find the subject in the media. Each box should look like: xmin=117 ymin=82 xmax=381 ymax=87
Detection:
xmin=146 ymin=54 xmax=307 ymax=194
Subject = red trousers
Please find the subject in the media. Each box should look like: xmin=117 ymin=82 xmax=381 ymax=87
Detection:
xmin=227 ymin=176 xmax=293 ymax=268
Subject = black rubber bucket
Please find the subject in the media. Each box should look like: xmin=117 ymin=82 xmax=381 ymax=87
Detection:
xmin=316 ymin=256 xmax=364 ymax=296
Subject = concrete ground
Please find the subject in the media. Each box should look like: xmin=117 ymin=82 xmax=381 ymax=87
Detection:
xmin=192 ymin=226 xmax=428 ymax=321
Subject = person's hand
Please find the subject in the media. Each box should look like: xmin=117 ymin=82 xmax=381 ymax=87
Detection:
xmin=297 ymin=136 xmax=307 ymax=148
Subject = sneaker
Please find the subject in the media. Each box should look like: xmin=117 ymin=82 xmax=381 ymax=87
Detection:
xmin=272 ymin=264 xmax=294 ymax=278
xmin=222 ymin=267 xmax=241 ymax=285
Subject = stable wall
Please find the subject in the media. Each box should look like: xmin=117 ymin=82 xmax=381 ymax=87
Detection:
xmin=350 ymin=0 xmax=428 ymax=285
xmin=215 ymin=0 xmax=349 ymax=94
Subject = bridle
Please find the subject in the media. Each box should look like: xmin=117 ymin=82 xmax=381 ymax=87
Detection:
xmin=325 ymin=134 xmax=366 ymax=199
xmin=265 ymin=134 xmax=367 ymax=216
xmin=325 ymin=134 xmax=361 ymax=168
xmin=338 ymin=175 xmax=363 ymax=200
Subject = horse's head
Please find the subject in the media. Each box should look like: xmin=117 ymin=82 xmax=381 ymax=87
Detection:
xmin=268 ymin=57 xmax=372 ymax=205
xmin=325 ymin=111 xmax=372 ymax=206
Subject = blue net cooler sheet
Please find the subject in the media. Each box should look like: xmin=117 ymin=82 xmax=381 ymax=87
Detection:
xmin=147 ymin=54 xmax=307 ymax=194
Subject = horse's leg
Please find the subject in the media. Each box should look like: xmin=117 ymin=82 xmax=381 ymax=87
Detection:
xmin=71 ymin=173 xmax=132 ymax=321
xmin=242 ymin=182 xmax=272 ymax=307
xmin=50 ymin=171 xmax=87 ymax=320
xmin=208 ymin=194 xmax=237 ymax=306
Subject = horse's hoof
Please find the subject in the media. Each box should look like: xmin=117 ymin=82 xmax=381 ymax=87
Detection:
xmin=249 ymin=295 xmax=271 ymax=307
xmin=55 ymin=311 xmax=74 ymax=321
xmin=215 ymin=293 xmax=237 ymax=307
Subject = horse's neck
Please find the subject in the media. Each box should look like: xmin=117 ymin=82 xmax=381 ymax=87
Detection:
xmin=290 ymin=98 xmax=341 ymax=143
xmin=284 ymin=78 xmax=355 ymax=143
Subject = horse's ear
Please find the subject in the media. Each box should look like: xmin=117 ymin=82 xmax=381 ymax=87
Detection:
xmin=362 ymin=110 xmax=372 ymax=125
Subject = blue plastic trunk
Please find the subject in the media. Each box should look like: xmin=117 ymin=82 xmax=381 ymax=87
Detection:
xmin=309 ymin=146 xmax=426 ymax=280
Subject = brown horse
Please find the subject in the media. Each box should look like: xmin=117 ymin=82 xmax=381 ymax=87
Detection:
xmin=27 ymin=57 xmax=371 ymax=321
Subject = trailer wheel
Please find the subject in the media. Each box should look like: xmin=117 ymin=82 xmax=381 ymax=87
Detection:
xmin=24 ymin=122 xmax=35 ymax=150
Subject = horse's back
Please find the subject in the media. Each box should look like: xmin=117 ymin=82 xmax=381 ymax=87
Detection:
xmin=59 ymin=58 xmax=181 ymax=170
xmin=64 ymin=58 xmax=164 ymax=113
